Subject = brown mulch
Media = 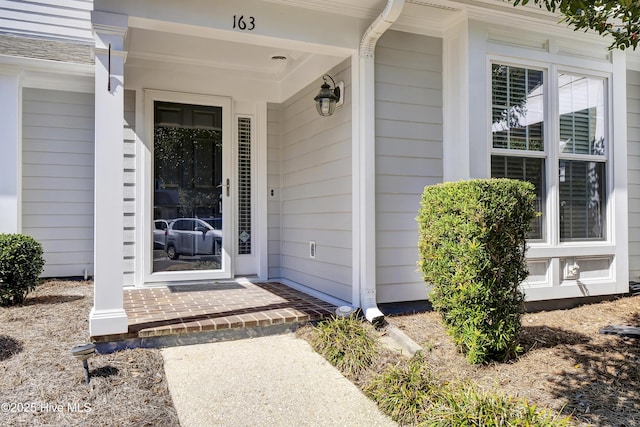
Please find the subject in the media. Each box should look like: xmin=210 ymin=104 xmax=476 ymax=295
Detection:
xmin=0 ymin=280 xmax=180 ymax=427
xmin=389 ymin=296 xmax=640 ymax=427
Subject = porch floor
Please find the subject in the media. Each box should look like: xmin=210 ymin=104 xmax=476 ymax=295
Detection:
xmin=92 ymin=281 xmax=337 ymax=344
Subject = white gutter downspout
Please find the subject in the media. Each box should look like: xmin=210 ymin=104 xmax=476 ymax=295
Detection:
xmin=357 ymin=0 xmax=405 ymax=324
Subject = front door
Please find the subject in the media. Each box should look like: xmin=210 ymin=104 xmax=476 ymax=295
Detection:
xmin=152 ymin=98 xmax=231 ymax=278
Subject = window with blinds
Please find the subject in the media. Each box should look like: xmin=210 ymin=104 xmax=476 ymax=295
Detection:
xmin=491 ymin=156 xmax=545 ymax=240
xmin=491 ymin=64 xmax=546 ymax=240
xmin=237 ymin=117 xmax=252 ymax=255
xmin=490 ymin=64 xmax=608 ymax=243
xmin=492 ymin=64 xmax=544 ymax=151
xmin=557 ymin=73 xmax=606 ymax=241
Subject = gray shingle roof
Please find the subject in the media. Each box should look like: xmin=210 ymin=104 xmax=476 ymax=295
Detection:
xmin=0 ymin=33 xmax=94 ymax=65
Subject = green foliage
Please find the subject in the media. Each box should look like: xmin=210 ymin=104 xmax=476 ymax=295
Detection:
xmin=308 ymin=315 xmax=378 ymax=377
xmin=511 ymin=0 xmax=640 ymax=50
xmin=0 ymin=234 xmax=45 ymax=306
xmin=365 ymin=354 xmax=570 ymax=426
xmin=364 ymin=353 xmax=439 ymax=425
xmin=306 ymin=315 xmax=570 ymax=425
xmin=417 ymin=179 xmax=536 ymax=364
xmin=425 ymin=381 xmax=572 ymax=427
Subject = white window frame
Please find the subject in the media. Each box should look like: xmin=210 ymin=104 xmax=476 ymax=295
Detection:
xmin=487 ymin=56 xmax=615 ymax=251
xmin=553 ymin=68 xmax=610 ymax=244
xmin=489 ymin=61 xmax=548 ymax=242
xmin=487 ymin=54 xmax=623 ymax=296
xmin=142 ymin=89 xmax=234 ymax=284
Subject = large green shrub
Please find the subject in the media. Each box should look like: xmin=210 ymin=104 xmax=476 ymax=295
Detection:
xmin=417 ymin=179 xmax=536 ymax=364
xmin=0 ymin=234 xmax=45 ymax=306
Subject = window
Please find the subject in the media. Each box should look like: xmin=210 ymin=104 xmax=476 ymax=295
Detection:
xmin=490 ymin=63 xmax=608 ymax=243
xmin=491 ymin=64 xmax=546 ymax=240
xmin=557 ymin=73 xmax=606 ymax=241
xmin=237 ymin=117 xmax=252 ymax=255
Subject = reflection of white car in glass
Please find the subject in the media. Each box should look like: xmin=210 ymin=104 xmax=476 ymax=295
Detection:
xmin=153 ymin=220 xmax=170 ymax=250
xmin=165 ymin=218 xmax=222 ymax=260
xmin=201 ymin=217 xmax=222 ymax=231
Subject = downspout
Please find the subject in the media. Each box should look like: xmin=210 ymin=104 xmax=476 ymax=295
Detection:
xmin=357 ymin=0 xmax=405 ymax=324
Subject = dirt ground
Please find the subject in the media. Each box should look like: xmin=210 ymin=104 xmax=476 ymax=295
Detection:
xmin=0 ymin=280 xmax=179 ymax=427
xmin=389 ymin=295 xmax=640 ymax=427
xmin=4 ymin=279 xmax=639 ymax=426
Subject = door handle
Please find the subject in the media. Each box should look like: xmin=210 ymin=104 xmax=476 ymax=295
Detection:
xmin=218 ymin=179 xmax=230 ymax=197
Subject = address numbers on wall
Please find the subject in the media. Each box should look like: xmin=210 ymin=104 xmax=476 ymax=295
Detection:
xmin=233 ymin=15 xmax=255 ymax=31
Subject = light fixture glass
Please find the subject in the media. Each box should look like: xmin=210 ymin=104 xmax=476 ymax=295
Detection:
xmin=314 ymin=75 xmax=343 ymax=117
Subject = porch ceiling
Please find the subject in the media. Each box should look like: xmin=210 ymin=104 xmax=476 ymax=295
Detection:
xmin=125 ymin=27 xmax=347 ymax=96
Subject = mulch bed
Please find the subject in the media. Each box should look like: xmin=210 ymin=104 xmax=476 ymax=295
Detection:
xmin=0 ymin=280 xmax=180 ymax=426
xmin=389 ymin=295 xmax=640 ymax=426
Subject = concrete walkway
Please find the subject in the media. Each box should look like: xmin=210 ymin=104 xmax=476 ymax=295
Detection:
xmin=163 ymin=334 xmax=397 ymax=427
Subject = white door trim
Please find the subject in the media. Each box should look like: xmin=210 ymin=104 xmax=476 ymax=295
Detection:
xmin=142 ymin=89 xmax=234 ymax=283
xmin=233 ymin=100 xmax=268 ymax=279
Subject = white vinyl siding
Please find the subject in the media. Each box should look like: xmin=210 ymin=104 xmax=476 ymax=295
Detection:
xmin=267 ymin=103 xmax=282 ymax=279
xmin=22 ymin=88 xmax=94 ymax=277
xmin=628 ymin=70 xmax=640 ymax=281
xmin=123 ymin=90 xmax=136 ymax=285
xmin=375 ymin=31 xmax=443 ymax=303
xmin=278 ymin=59 xmax=352 ymax=302
xmin=0 ymin=0 xmax=93 ymax=42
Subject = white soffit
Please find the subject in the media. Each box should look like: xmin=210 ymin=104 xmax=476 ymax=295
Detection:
xmin=126 ymin=27 xmax=343 ymax=82
xmin=263 ymin=0 xmax=386 ymax=19
xmin=266 ymin=0 xmax=463 ymax=36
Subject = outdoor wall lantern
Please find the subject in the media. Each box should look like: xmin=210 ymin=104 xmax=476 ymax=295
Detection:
xmin=314 ymin=74 xmax=344 ymax=116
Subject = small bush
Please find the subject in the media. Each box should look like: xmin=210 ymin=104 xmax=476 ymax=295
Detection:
xmin=365 ymin=354 xmax=570 ymax=426
xmin=364 ymin=353 xmax=439 ymax=425
xmin=425 ymin=382 xmax=571 ymax=427
xmin=417 ymin=179 xmax=536 ymax=363
xmin=308 ymin=315 xmax=378 ymax=377
xmin=0 ymin=234 xmax=45 ymax=306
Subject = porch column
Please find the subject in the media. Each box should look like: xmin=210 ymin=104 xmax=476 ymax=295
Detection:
xmin=0 ymin=71 xmax=21 ymax=233
xmin=89 ymin=11 xmax=128 ymax=336
xmin=442 ymin=18 xmax=487 ymax=181
xmin=442 ymin=19 xmax=470 ymax=182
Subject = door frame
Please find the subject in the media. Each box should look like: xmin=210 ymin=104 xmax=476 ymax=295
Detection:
xmin=232 ymin=100 xmax=267 ymax=278
xmin=143 ymin=89 xmax=233 ymax=283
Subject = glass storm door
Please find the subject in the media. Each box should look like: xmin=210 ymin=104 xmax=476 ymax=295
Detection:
xmin=152 ymin=101 xmax=229 ymax=275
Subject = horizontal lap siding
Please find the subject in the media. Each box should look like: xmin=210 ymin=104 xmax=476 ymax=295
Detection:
xmin=267 ymin=103 xmax=281 ymax=279
xmin=279 ymin=59 xmax=352 ymax=302
xmin=375 ymin=31 xmax=443 ymax=303
xmin=22 ymin=88 xmax=94 ymax=278
xmin=0 ymin=0 xmax=93 ymax=42
xmin=123 ymin=90 xmax=136 ymax=285
xmin=628 ymin=70 xmax=640 ymax=281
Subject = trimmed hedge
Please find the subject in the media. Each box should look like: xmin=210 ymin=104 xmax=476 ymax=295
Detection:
xmin=0 ymin=234 xmax=45 ymax=306
xmin=417 ymin=179 xmax=536 ymax=364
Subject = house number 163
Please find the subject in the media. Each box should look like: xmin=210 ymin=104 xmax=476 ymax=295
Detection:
xmin=233 ymin=15 xmax=255 ymax=31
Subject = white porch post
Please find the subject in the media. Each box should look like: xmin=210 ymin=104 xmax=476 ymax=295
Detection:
xmin=0 ymin=71 xmax=21 ymax=233
xmin=442 ymin=19 xmax=471 ymax=182
xmin=89 ymin=11 xmax=128 ymax=336
xmin=442 ymin=18 xmax=488 ymax=181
